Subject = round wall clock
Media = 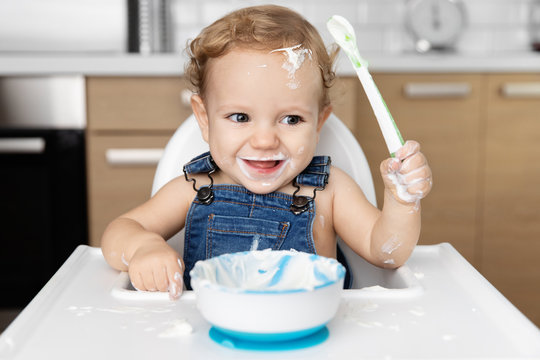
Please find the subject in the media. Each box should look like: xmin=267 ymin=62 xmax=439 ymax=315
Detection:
xmin=405 ymin=0 xmax=467 ymax=52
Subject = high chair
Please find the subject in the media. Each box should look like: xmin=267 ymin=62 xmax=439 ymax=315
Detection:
xmin=151 ymin=113 xmax=377 ymax=289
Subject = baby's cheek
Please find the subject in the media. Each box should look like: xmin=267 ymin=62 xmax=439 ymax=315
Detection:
xmin=289 ymin=160 xmax=297 ymax=171
xmin=218 ymin=155 xmax=233 ymax=167
xmin=211 ymin=151 xmax=234 ymax=169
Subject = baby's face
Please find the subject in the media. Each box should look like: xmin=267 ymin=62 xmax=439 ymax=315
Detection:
xmin=194 ymin=47 xmax=329 ymax=194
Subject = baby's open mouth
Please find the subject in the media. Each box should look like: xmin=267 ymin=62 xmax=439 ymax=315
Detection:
xmin=237 ymin=156 xmax=289 ymax=180
xmin=244 ymin=160 xmax=282 ymax=169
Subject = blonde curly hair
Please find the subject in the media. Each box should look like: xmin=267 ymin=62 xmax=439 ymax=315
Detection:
xmin=185 ymin=5 xmax=337 ymax=108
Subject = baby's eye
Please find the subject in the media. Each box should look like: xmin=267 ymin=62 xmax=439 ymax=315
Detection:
xmin=228 ymin=113 xmax=249 ymax=123
xmin=281 ymin=115 xmax=302 ymax=125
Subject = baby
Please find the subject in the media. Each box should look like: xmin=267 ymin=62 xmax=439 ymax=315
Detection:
xmin=101 ymin=5 xmax=432 ymax=299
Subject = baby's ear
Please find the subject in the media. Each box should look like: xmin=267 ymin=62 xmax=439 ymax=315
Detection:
xmin=191 ymin=95 xmax=210 ymax=143
xmin=317 ymin=105 xmax=333 ymax=134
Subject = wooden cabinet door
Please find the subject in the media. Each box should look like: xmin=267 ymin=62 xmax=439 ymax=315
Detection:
xmin=87 ymin=77 xmax=193 ymax=131
xmin=86 ymin=76 xmax=193 ymax=246
xmin=482 ymin=74 xmax=540 ymax=325
xmin=353 ymin=74 xmax=483 ymax=265
xmin=86 ymin=134 xmax=174 ymax=247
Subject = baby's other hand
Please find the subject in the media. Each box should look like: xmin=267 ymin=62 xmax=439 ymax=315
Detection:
xmin=128 ymin=240 xmax=184 ymax=300
xmin=380 ymin=140 xmax=432 ymax=205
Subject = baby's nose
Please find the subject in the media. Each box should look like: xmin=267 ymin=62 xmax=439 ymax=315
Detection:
xmin=249 ymin=126 xmax=279 ymax=149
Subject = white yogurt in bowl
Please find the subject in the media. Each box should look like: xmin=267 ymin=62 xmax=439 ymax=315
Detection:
xmin=190 ymin=249 xmax=345 ymax=341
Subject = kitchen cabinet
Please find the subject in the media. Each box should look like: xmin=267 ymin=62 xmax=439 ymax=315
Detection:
xmin=86 ymin=134 xmax=174 ymax=246
xmin=85 ymin=77 xmax=357 ymax=247
xmin=86 ymin=77 xmax=193 ymax=246
xmin=354 ymin=74 xmax=484 ymax=266
xmin=482 ymin=74 xmax=540 ymax=326
xmin=353 ymin=73 xmax=540 ymax=327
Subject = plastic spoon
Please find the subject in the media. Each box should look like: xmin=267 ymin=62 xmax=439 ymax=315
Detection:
xmin=327 ymin=15 xmax=404 ymax=156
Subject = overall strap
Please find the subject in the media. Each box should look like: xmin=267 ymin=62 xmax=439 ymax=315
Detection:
xmin=295 ymin=155 xmax=331 ymax=188
xmin=183 ymin=151 xmax=217 ymax=205
xmin=183 ymin=151 xmax=217 ymax=175
xmin=290 ymin=155 xmax=331 ymax=215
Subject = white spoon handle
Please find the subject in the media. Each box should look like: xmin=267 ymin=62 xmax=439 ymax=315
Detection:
xmin=327 ymin=15 xmax=404 ymax=156
xmin=355 ymin=66 xmax=404 ymax=155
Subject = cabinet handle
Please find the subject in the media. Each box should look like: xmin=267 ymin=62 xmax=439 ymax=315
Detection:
xmin=0 ymin=138 xmax=45 ymax=154
xmin=105 ymin=148 xmax=164 ymax=166
xmin=403 ymin=83 xmax=471 ymax=98
xmin=501 ymin=83 xmax=540 ymax=98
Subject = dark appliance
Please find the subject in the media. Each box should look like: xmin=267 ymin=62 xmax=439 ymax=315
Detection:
xmin=0 ymin=76 xmax=88 ymax=307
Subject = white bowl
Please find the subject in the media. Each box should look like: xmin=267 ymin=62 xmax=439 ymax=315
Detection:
xmin=190 ymin=249 xmax=345 ymax=341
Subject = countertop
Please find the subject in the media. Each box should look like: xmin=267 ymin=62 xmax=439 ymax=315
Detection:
xmin=1 ymin=243 xmax=539 ymax=359
xmin=1 ymin=51 xmax=540 ymax=76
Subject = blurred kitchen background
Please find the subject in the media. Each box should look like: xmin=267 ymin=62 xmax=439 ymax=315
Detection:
xmin=1 ymin=0 xmax=540 ymax=332
xmin=2 ymin=0 xmax=540 ymax=54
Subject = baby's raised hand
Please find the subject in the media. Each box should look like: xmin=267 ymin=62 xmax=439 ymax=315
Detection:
xmin=380 ymin=140 xmax=432 ymax=205
xmin=127 ymin=240 xmax=184 ymax=300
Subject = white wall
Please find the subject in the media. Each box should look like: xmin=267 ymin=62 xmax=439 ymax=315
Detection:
xmin=170 ymin=0 xmax=534 ymax=54
xmin=0 ymin=0 xmax=532 ymax=54
xmin=0 ymin=0 xmax=127 ymax=52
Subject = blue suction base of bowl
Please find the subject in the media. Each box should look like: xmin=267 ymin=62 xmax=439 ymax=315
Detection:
xmin=209 ymin=325 xmax=329 ymax=351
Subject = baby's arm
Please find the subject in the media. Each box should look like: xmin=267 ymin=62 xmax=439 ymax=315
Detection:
xmin=101 ymin=177 xmax=192 ymax=299
xmin=332 ymin=140 xmax=432 ymax=268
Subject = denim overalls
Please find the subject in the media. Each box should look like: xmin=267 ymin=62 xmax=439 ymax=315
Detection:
xmin=182 ymin=152 xmax=351 ymax=289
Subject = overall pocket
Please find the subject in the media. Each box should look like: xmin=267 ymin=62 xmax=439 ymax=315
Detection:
xmin=206 ymin=214 xmax=290 ymax=258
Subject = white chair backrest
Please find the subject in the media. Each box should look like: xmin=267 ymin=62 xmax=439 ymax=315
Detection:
xmin=152 ymin=113 xmax=377 ymax=288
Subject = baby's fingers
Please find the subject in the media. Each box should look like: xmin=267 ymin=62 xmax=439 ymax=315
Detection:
xmin=167 ymin=258 xmax=184 ymax=300
xmin=380 ymin=157 xmax=400 ymax=176
xmin=129 ymin=271 xmax=144 ymax=291
xmin=400 ymin=152 xmax=427 ymax=174
xmin=400 ymin=165 xmax=431 ymax=185
xmin=395 ymin=140 xmax=420 ymax=161
xmin=406 ymin=175 xmax=433 ymax=199
xmin=153 ymin=267 xmax=169 ymax=292
xmin=380 ymin=147 xmax=433 ymax=204
xmin=129 ymin=268 xmax=155 ymax=291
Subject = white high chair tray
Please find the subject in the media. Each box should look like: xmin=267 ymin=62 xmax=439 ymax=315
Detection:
xmin=1 ymin=243 xmax=539 ymax=359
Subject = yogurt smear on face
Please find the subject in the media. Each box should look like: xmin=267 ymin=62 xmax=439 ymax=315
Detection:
xmin=236 ymin=154 xmax=290 ymax=182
